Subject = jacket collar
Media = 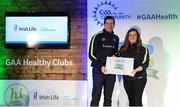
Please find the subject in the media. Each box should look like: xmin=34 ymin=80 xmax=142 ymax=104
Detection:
xmin=103 ymin=29 xmax=114 ymax=35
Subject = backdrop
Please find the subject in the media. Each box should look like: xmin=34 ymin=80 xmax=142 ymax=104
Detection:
xmin=88 ymin=0 xmax=180 ymax=106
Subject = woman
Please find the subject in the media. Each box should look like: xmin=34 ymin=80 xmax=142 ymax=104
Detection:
xmin=117 ymin=28 xmax=149 ymax=106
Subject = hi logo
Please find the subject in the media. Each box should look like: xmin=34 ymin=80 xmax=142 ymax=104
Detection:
xmin=92 ymin=1 xmax=131 ymax=26
xmin=4 ymin=83 xmax=29 ymax=106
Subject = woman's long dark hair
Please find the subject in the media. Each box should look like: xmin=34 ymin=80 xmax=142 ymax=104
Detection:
xmin=120 ymin=28 xmax=142 ymax=54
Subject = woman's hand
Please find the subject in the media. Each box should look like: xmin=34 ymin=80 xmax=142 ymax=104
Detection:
xmin=129 ymin=66 xmax=143 ymax=77
xmin=130 ymin=70 xmax=136 ymax=77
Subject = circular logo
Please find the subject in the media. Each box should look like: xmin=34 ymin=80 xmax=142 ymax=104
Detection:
xmin=4 ymin=83 xmax=29 ymax=106
xmin=93 ymin=1 xmax=118 ymax=26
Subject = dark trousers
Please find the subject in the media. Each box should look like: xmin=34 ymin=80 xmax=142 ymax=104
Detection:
xmin=90 ymin=67 xmax=116 ymax=107
xmin=123 ymin=77 xmax=147 ymax=106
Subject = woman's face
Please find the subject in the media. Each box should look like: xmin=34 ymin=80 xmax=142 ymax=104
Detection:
xmin=128 ymin=31 xmax=138 ymax=44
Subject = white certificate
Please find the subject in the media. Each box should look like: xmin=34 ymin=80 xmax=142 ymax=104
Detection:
xmin=106 ymin=57 xmax=134 ymax=75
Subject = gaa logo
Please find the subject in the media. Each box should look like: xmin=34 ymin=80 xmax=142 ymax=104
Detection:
xmin=4 ymin=83 xmax=29 ymax=106
xmin=93 ymin=1 xmax=118 ymax=26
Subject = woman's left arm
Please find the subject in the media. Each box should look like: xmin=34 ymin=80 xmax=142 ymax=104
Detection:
xmin=130 ymin=46 xmax=149 ymax=77
xmin=140 ymin=46 xmax=150 ymax=70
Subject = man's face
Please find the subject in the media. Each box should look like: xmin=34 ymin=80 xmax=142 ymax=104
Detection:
xmin=104 ymin=19 xmax=115 ymax=33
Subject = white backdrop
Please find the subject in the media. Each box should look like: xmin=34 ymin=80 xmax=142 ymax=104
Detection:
xmin=88 ymin=0 xmax=180 ymax=106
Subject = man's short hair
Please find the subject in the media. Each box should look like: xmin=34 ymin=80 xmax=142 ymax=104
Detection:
xmin=104 ymin=16 xmax=115 ymax=24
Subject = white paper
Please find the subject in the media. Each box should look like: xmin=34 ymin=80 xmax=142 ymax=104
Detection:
xmin=106 ymin=57 xmax=134 ymax=75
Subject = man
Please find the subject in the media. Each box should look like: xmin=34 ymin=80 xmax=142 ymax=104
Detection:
xmin=89 ymin=16 xmax=119 ymax=106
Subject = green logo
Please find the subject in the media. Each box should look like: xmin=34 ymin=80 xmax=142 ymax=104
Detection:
xmin=4 ymin=83 xmax=29 ymax=106
xmin=147 ymin=57 xmax=159 ymax=79
xmin=147 ymin=68 xmax=159 ymax=80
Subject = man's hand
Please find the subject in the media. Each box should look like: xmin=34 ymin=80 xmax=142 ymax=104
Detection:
xmin=112 ymin=55 xmax=116 ymax=57
xmin=101 ymin=66 xmax=108 ymax=74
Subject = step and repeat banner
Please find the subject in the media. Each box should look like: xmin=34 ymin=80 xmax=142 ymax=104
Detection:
xmin=88 ymin=0 xmax=180 ymax=106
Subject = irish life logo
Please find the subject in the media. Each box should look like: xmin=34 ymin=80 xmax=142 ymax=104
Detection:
xmin=4 ymin=83 xmax=29 ymax=106
xmin=92 ymin=1 xmax=131 ymax=26
xmin=14 ymin=24 xmax=18 ymax=31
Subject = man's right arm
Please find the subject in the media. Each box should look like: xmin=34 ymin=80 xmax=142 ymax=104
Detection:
xmin=89 ymin=34 xmax=103 ymax=69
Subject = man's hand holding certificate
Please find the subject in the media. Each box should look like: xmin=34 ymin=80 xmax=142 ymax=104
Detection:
xmin=106 ymin=57 xmax=134 ymax=75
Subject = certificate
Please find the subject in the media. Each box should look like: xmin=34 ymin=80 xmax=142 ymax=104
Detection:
xmin=106 ymin=57 xmax=134 ymax=75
